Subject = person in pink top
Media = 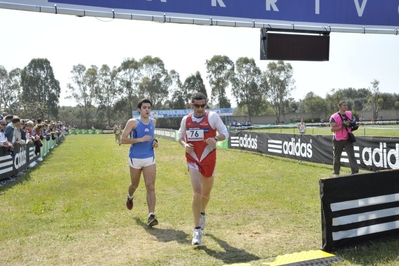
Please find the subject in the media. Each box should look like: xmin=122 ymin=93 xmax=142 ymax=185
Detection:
xmin=329 ymin=100 xmax=359 ymax=177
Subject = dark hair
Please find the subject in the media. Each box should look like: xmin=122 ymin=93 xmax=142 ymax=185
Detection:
xmin=12 ymin=116 xmax=20 ymax=123
xmin=5 ymin=115 xmax=13 ymax=120
xmin=338 ymin=100 xmax=347 ymax=107
xmin=137 ymin=99 xmax=152 ymax=109
xmin=191 ymin=92 xmax=207 ymax=103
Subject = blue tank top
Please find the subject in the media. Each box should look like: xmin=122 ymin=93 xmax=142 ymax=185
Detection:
xmin=129 ymin=118 xmax=155 ymax=159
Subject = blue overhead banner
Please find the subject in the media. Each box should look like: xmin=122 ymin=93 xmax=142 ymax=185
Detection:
xmin=48 ymin=0 xmax=399 ymax=27
xmin=133 ymin=108 xmax=233 ymax=118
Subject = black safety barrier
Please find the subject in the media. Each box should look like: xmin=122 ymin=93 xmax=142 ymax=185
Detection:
xmin=320 ymin=170 xmax=399 ymax=251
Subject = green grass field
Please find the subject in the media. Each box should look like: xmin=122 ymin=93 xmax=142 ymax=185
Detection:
xmin=1 ymin=134 xmax=399 ymax=265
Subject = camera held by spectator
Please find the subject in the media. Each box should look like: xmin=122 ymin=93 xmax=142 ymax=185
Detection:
xmin=343 ymin=117 xmax=359 ymax=131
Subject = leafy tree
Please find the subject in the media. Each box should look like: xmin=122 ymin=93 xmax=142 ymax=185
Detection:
xmin=352 ymin=88 xmax=370 ymax=112
xmin=20 ymin=58 xmax=60 ymax=119
xmin=66 ymin=64 xmax=97 ymax=128
xmin=57 ymin=106 xmax=81 ymax=128
xmin=168 ymin=70 xmax=186 ymax=109
xmin=288 ymin=99 xmax=300 ymax=113
xmin=325 ymin=87 xmax=369 ymax=114
xmin=0 ymin=66 xmax=21 ymax=112
xmin=96 ymin=64 xmax=119 ymax=127
xmin=325 ymin=89 xmax=346 ymax=115
xmin=367 ymin=79 xmax=383 ymax=119
xmin=138 ymin=56 xmax=171 ymax=109
xmin=394 ymin=100 xmax=399 ymax=111
xmin=231 ymin=57 xmax=264 ymax=118
xmin=206 ymin=55 xmax=234 ymax=108
xmin=262 ymin=60 xmax=295 ymax=123
xmin=302 ymin=92 xmax=327 ymax=120
xmin=182 ymin=71 xmax=207 ymax=105
xmin=379 ymin=92 xmax=397 ymax=110
xmin=113 ymin=96 xmax=139 ymax=124
xmin=118 ymin=58 xmax=141 ymax=118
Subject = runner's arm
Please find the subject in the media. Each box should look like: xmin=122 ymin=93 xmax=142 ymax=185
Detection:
xmin=177 ymin=116 xmax=188 ymax=147
xmin=210 ymin=112 xmax=228 ymax=141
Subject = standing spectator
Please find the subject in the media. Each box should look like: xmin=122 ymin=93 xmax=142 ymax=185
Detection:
xmin=0 ymin=112 xmax=7 ymax=120
xmin=23 ymin=120 xmax=35 ymax=145
xmin=31 ymin=122 xmax=43 ymax=155
xmin=5 ymin=116 xmax=22 ymax=144
xmin=329 ymin=100 xmax=359 ymax=177
xmin=297 ymin=118 xmax=306 ymax=135
xmin=19 ymin=119 xmax=27 ymax=144
xmin=177 ymin=92 xmax=229 ymax=245
xmin=0 ymin=120 xmax=12 ymax=149
xmin=5 ymin=114 xmax=13 ymax=125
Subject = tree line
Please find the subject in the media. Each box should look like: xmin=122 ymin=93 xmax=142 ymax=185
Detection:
xmin=1 ymin=56 xmax=398 ymax=129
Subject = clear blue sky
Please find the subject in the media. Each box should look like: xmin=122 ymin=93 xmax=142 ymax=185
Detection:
xmin=1 ymin=8 xmax=398 ymax=106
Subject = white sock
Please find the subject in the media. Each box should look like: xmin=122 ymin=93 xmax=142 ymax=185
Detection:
xmin=148 ymin=212 xmax=154 ymax=218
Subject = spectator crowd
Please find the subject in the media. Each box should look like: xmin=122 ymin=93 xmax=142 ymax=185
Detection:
xmin=0 ymin=112 xmax=68 ymax=156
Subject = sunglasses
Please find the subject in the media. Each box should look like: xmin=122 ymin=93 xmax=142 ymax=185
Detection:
xmin=193 ymin=104 xmax=206 ymax=109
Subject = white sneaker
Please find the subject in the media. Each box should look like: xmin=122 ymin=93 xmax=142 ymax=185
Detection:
xmin=200 ymin=213 xmax=206 ymax=230
xmin=192 ymin=229 xmax=202 ymax=245
xmin=333 ymin=174 xmax=339 ymax=177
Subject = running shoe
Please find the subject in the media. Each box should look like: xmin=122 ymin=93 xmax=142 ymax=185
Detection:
xmin=192 ymin=228 xmax=202 ymax=245
xmin=147 ymin=214 xmax=158 ymax=227
xmin=200 ymin=213 xmax=206 ymax=230
xmin=126 ymin=196 xmax=133 ymax=210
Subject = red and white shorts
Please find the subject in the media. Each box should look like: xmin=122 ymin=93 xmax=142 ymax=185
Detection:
xmin=187 ymin=161 xmax=216 ymax=178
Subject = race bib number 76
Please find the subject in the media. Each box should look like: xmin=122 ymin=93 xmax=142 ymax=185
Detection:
xmin=187 ymin=129 xmax=204 ymax=141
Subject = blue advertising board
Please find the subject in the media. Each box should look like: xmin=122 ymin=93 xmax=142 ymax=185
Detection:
xmin=48 ymin=0 xmax=399 ymax=27
xmin=133 ymin=108 xmax=233 ymax=118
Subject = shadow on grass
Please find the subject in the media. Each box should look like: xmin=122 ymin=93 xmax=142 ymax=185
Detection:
xmin=134 ymin=217 xmax=190 ymax=244
xmin=195 ymin=233 xmax=260 ymax=264
xmin=0 ymin=170 xmax=32 ymax=194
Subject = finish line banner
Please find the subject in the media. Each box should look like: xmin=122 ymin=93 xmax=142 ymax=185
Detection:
xmin=133 ymin=108 xmax=233 ymax=119
xmin=43 ymin=0 xmax=399 ymax=27
xmin=1 ymin=0 xmax=399 ymax=32
xmin=228 ymin=132 xmax=399 ymax=171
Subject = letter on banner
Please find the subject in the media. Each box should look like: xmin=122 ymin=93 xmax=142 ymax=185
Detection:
xmin=354 ymin=0 xmax=368 ymax=17
xmin=315 ymin=0 xmax=320 ymax=14
xmin=212 ymin=0 xmax=226 ymax=7
xmin=266 ymin=0 xmax=279 ymax=12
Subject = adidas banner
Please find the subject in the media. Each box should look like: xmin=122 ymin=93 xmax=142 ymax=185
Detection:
xmin=0 ymin=143 xmax=40 ymax=181
xmin=320 ymin=170 xmax=399 ymax=251
xmin=228 ymin=132 xmax=399 ymax=171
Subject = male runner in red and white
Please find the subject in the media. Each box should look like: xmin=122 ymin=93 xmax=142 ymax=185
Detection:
xmin=178 ymin=92 xmax=229 ymax=245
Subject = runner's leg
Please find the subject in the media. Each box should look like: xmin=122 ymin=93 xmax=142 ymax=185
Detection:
xmin=143 ymin=163 xmax=156 ymax=214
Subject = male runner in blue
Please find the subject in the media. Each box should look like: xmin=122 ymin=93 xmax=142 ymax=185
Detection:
xmin=121 ymin=99 xmax=159 ymax=227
